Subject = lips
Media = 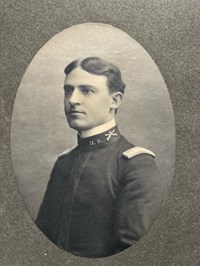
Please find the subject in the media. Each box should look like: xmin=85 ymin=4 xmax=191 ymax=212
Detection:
xmin=68 ymin=110 xmax=85 ymax=115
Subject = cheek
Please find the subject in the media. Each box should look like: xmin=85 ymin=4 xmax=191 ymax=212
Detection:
xmin=98 ymin=94 xmax=111 ymax=106
xmin=90 ymin=101 xmax=110 ymax=116
xmin=64 ymin=97 xmax=69 ymax=106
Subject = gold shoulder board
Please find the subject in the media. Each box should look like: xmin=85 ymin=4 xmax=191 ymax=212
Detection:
xmin=122 ymin=147 xmax=155 ymax=159
xmin=58 ymin=147 xmax=75 ymax=157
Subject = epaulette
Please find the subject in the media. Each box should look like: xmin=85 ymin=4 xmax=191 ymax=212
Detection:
xmin=122 ymin=146 xmax=155 ymax=159
xmin=58 ymin=147 xmax=75 ymax=157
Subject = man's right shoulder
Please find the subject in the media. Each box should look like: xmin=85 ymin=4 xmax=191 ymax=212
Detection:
xmin=58 ymin=146 xmax=76 ymax=158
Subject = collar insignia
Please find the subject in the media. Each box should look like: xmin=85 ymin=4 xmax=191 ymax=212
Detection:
xmin=104 ymin=129 xmax=118 ymax=141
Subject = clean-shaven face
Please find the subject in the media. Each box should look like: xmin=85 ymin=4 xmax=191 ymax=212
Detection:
xmin=64 ymin=67 xmax=115 ymax=132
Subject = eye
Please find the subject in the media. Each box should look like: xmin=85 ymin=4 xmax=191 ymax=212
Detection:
xmin=82 ymin=88 xmax=91 ymax=95
xmin=81 ymin=87 xmax=92 ymax=95
xmin=64 ymin=85 xmax=73 ymax=95
xmin=81 ymin=86 xmax=93 ymax=95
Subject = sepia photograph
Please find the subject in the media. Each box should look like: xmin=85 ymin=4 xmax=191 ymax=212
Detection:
xmin=11 ymin=23 xmax=175 ymax=258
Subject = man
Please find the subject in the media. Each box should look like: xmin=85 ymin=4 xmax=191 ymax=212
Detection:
xmin=36 ymin=57 xmax=163 ymax=258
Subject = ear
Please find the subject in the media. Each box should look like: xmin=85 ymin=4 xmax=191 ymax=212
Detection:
xmin=110 ymin=92 xmax=123 ymax=110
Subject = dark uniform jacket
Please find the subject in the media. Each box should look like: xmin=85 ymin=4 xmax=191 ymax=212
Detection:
xmin=36 ymin=126 xmax=163 ymax=258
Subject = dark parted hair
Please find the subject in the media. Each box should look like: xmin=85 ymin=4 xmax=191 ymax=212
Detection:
xmin=64 ymin=57 xmax=126 ymax=94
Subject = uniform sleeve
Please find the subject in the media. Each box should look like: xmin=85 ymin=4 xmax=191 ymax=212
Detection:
xmin=35 ymin=159 xmax=61 ymax=241
xmin=115 ymin=154 xmax=163 ymax=252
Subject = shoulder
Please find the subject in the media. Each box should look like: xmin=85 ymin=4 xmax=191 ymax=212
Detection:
xmin=122 ymin=147 xmax=155 ymax=159
xmin=118 ymin=144 xmax=158 ymax=180
xmin=57 ymin=146 xmax=77 ymax=158
xmin=118 ymin=135 xmax=155 ymax=160
xmin=50 ymin=146 xmax=77 ymax=178
xmin=52 ymin=146 xmax=77 ymax=171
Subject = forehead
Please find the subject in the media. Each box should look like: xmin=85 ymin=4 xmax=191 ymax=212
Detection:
xmin=64 ymin=67 xmax=108 ymax=88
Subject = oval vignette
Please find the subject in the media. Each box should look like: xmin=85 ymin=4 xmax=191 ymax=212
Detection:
xmin=11 ymin=23 xmax=175 ymax=258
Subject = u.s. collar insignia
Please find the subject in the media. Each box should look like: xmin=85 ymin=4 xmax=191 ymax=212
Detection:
xmin=105 ymin=129 xmax=118 ymax=141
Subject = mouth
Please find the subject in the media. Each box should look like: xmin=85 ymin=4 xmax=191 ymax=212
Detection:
xmin=68 ymin=110 xmax=85 ymax=115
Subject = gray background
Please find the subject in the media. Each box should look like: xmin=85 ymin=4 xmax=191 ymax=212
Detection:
xmin=0 ymin=0 xmax=199 ymax=266
xmin=11 ymin=23 xmax=175 ymax=219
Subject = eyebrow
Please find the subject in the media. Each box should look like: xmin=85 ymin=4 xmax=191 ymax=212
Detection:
xmin=64 ymin=84 xmax=97 ymax=91
xmin=79 ymin=85 xmax=97 ymax=91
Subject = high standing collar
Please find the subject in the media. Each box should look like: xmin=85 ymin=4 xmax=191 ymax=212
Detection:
xmin=77 ymin=126 xmax=120 ymax=150
xmin=79 ymin=119 xmax=116 ymax=138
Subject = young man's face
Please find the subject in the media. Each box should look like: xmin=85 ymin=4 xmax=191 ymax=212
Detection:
xmin=64 ymin=67 xmax=117 ymax=132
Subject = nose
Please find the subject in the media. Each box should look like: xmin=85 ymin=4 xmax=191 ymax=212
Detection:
xmin=68 ymin=88 xmax=81 ymax=105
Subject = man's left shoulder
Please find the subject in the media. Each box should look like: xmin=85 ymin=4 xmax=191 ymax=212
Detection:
xmin=122 ymin=146 xmax=156 ymax=160
xmin=117 ymin=136 xmax=157 ymax=170
xmin=117 ymin=144 xmax=159 ymax=188
xmin=117 ymin=137 xmax=157 ymax=170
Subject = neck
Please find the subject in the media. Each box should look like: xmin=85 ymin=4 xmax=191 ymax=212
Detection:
xmin=79 ymin=119 xmax=116 ymax=138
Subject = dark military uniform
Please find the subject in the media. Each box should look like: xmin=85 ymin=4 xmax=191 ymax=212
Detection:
xmin=36 ymin=126 xmax=163 ymax=258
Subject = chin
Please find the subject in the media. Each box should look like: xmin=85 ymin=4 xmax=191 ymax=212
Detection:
xmin=68 ymin=120 xmax=89 ymax=131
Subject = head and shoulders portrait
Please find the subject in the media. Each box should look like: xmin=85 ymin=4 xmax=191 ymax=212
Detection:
xmin=11 ymin=23 xmax=175 ymax=258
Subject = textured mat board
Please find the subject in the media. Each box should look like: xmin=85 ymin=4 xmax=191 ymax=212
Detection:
xmin=0 ymin=0 xmax=200 ymax=265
